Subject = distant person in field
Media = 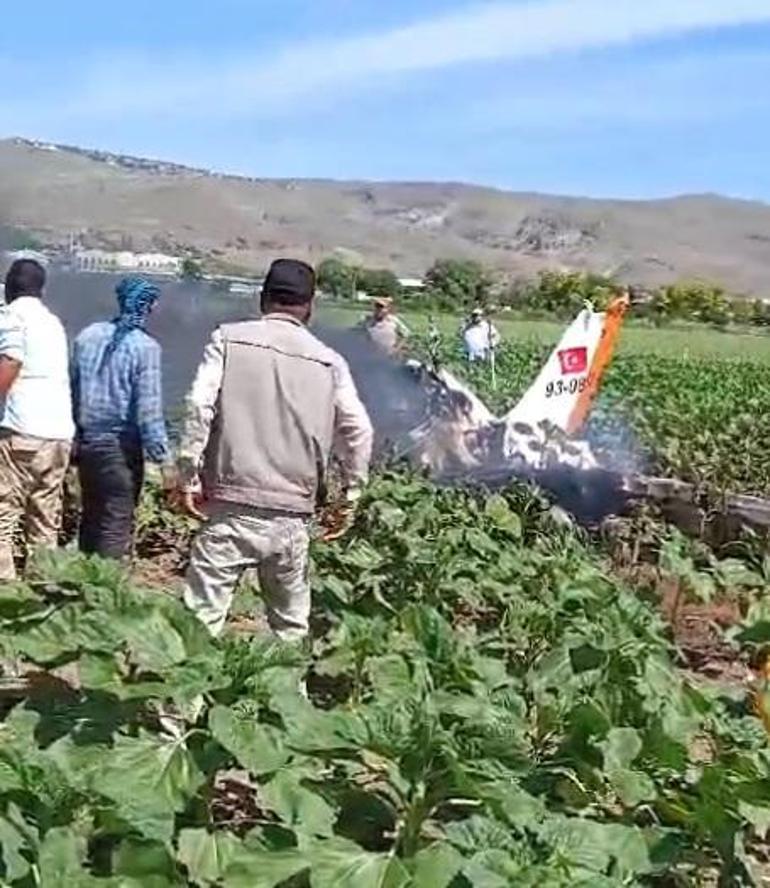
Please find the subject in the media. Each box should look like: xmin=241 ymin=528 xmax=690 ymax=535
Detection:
xmin=463 ymin=307 xmax=501 ymax=362
xmin=175 ymin=259 xmax=373 ymax=639
xmin=0 ymin=259 xmax=74 ymax=580
xmin=70 ymin=277 xmax=170 ymax=561
xmin=360 ymin=298 xmax=410 ymax=356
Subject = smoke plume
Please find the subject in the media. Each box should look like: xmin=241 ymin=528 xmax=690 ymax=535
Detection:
xmin=39 ymin=272 xmax=635 ymax=523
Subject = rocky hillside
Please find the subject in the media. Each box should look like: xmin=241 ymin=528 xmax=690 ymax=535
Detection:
xmin=2 ymin=137 xmax=770 ymax=293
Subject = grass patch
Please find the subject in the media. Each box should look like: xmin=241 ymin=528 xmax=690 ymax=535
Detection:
xmin=318 ymin=303 xmax=770 ymax=361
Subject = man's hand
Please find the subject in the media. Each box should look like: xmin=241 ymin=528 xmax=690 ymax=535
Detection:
xmin=180 ymin=490 xmax=207 ymax=522
xmin=0 ymin=356 xmax=21 ymax=397
xmin=169 ymin=485 xmax=207 ymax=521
xmin=320 ymin=488 xmax=363 ymax=542
xmin=320 ymin=504 xmax=356 ymax=542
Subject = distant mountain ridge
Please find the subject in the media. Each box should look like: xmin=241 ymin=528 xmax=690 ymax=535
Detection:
xmin=2 ymin=137 xmax=770 ymax=294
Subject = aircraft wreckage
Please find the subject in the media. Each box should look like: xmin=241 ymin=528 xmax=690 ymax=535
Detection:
xmin=378 ymin=298 xmax=770 ymax=545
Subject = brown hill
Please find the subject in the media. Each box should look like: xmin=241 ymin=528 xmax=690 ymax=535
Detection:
xmin=2 ymin=137 xmax=770 ymax=294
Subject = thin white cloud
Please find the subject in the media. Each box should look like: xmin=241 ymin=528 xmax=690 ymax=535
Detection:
xmin=453 ymin=51 xmax=770 ymax=132
xmin=62 ymin=0 xmax=770 ymax=118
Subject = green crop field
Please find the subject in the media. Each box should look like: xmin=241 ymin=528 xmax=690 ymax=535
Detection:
xmin=319 ymin=303 xmax=770 ymax=361
xmin=417 ymin=337 xmax=770 ymax=497
xmin=2 ymin=309 xmax=770 ymax=886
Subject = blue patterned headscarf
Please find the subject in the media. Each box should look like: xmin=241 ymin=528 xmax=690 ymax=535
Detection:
xmin=103 ymin=277 xmax=161 ymax=363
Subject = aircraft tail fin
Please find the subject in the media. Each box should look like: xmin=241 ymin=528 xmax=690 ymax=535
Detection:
xmin=504 ymin=296 xmax=629 ymax=437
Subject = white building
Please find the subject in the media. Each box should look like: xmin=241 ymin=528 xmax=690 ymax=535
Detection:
xmin=75 ymin=250 xmax=182 ymax=276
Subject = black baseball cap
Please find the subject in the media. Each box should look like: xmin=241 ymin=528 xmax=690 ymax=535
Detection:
xmin=262 ymin=259 xmax=316 ymax=305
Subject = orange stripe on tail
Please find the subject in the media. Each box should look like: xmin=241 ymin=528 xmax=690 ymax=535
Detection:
xmin=566 ymin=295 xmax=629 ymax=436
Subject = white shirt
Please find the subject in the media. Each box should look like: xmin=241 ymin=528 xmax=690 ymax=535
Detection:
xmin=463 ymin=320 xmax=501 ymax=361
xmin=178 ymin=323 xmax=373 ymax=498
xmin=0 ymin=297 xmax=74 ymax=440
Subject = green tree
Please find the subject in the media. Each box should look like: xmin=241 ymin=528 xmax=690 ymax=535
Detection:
xmin=520 ymin=270 xmax=615 ymax=317
xmin=317 ymin=257 xmax=358 ymax=300
xmin=358 ymin=268 xmax=401 ymax=301
xmin=750 ymin=298 xmax=770 ymax=327
xmin=423 ymin=259 xmax=491 ymax=309
xmin=650 ymin=282 xmax=732 ymax=328
xmin=180 ymin=257 xmax=204 ymax=281
xmin=6 ymin=228 xmax=44 ymax=252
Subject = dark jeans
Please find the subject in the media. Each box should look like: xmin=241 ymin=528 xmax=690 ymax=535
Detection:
xmin=78 ymin=436 xmax=144 ymax=560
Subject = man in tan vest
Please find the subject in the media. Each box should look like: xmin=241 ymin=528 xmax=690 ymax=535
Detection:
xmin=359 ymin=298 xmax=410 ymax=356
xmin=175 ymin=259 xmax=373 ymax=638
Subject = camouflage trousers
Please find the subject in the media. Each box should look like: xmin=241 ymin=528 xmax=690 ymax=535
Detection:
xmin=0 ymin=432 xmax=72 ymax=580
xmin=182 ymin=501 xmax=311 ymax=640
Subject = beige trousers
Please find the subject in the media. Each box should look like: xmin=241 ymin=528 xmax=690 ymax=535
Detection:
xmin=183 ymin=501 xmax=311 ymax=639
xmin=0 ymin=432 xmax=71 ymax=580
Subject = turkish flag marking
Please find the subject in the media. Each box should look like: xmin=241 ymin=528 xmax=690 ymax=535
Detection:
xmin=557 ymin=347 xmax=588 ymax=376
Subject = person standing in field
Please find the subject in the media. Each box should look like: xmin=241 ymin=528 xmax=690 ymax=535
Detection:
xmin=463 ymin=307 xmax=501 ymax=362
xmin=176 ymin=258 xmax=373 ymax=639
xmin=70 ymin=277 xmax=170 ymax=561
xmin=0 ymin=259 xmax=74 ymax=579
xmin=360 ymin=297 xmax=410 ymax=356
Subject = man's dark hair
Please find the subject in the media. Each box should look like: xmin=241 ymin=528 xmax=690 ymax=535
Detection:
xmin=261 ymin=259 xmax=316 ymax=306
xmin=5 ymin=259 xmax=46 ymax=302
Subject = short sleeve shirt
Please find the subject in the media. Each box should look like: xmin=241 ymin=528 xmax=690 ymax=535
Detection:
xmin=0 ymin=297 xmax=74 ymax=440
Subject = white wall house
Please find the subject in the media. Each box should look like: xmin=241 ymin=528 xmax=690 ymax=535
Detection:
xmin=75 ymin=250 xmax=182 ymax=276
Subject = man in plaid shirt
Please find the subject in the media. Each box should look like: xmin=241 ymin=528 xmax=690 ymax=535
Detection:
xmin=70 ymin=277 xmax=169 ymax=560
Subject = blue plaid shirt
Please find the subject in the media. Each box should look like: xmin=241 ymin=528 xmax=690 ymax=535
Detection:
xmin=70 ymin=321 xmax=169 ymax=463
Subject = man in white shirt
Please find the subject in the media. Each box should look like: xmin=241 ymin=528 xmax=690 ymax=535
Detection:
xmin=463 ymin=308 xmax=501 ymax=362
xmin=0 ymin=260 xmax=74 ymax=579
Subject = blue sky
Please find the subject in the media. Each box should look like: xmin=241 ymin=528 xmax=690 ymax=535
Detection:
xmin=2 ymin=1 xmax=770 ymax=199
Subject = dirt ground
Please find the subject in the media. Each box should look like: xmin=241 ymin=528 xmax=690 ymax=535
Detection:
xmin=659 ymin=576 xmax=753 ymax=690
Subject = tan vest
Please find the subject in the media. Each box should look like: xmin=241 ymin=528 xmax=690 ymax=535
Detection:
xmin=203 ymin=315 xmax=337 ymax=514
xmin=365 ymin=317 xmax=400 ymax=354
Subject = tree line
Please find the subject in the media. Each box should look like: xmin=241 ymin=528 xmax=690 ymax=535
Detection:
xmin=317 ymin=256 xmax=770 ymax=329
